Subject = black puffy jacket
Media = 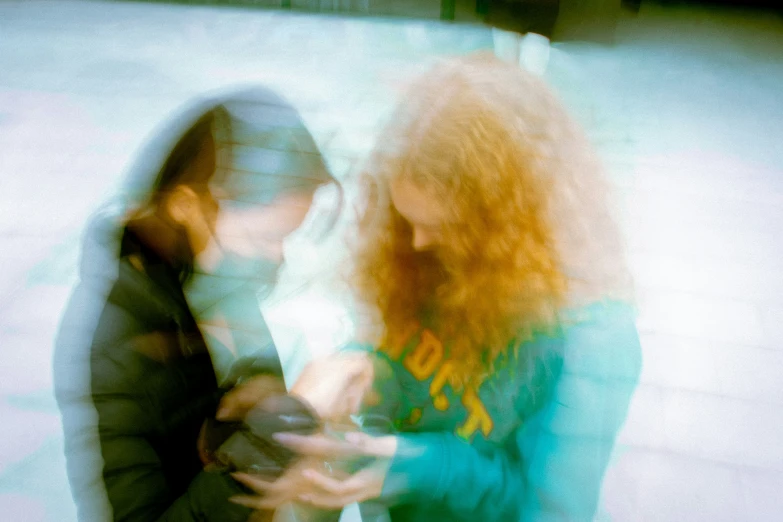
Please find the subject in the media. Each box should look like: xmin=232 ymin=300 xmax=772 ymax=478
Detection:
xmin=53 ymin=86 xmax=336 ymax=522
xmin=54 ymin=215 xmax=256 ymax=522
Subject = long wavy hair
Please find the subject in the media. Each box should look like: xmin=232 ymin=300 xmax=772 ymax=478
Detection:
xmin=350 ymin=53 xmax=633 ymax=386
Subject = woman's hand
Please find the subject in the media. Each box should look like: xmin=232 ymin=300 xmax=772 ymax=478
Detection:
xmin=197 ymin=374 xmax=286 ymax=467
xmin=216 ymin=352 xmax=376 ymax=424
xmin=229 ymin=432 xmax=397 ymax=511
xmin=217 ymin=374 xmax=287 ymax=421
xmin=197 ymin=420 xmax=215 ymax=467
xmin=289 ymin=353 xmax=376 ymax=421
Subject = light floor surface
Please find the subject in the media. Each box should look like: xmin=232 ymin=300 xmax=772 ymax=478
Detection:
xmin=1 ymin=1 xmax=782 ymax=521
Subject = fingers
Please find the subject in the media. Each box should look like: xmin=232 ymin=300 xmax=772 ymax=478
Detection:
xmin=289 ymin=353 xmax=375 ymax=420
xmin=231 ymin=472 xmax=278 ymax=494
xmin=344 ymin=371 xmax=375 ymax=417
xmin=217 ymin=390 xmax=253 ymax=421
xmin=230 ymin=462 xmax=386 ymax=512
xmin=196 ymin=421 xmax=213 ymax=466
xmin=302 ymin=469 xmax=361 ymax=496
xmin=273 ymin=433 xmax=361 ymax=459
xmin=344 ymin=433 xmax=398 ymax=458
xmin=215 ymin=398 xmax=245 ymax=421
xmin=229 ymin=494 xmax=270 ymax=510
xmin=297 ymin=491 xmax=363 ymax=510
xmin=217 ymin=375 xmax=286 ymax=420
xmin=272 ymin=432 xmax=396 ymax=461
xmin=297 ymin=468 xmax=381 ymax=509
xmin=229 ymin=472 xmax=292 ymax=510
xmin=296 ymin=353 xmax=373 ymax=391
xmin=229 ymin=459 xmax=333 ymax=511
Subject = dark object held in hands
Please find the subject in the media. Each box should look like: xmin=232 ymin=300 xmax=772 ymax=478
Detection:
xmin=207 ymin=394 xmax=321 ymax=477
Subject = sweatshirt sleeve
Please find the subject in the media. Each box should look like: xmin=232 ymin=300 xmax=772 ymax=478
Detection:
xmin=379 ymin=303 xmax=642 ymax=521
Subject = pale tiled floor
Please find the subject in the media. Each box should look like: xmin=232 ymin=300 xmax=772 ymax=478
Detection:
xmin=0 ymin=1 xmax=782 ymax=521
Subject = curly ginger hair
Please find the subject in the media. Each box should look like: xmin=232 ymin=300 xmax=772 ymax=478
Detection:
xmin=350 ymin=53 xmax=633 ymax=386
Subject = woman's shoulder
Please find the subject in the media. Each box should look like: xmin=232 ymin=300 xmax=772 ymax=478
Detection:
xmin=501 ymin=300 xmax=641 ymax=431
xmin=508 ymin=299 xmax=641 ymax=391
xmin=557 ymin=299 xmax=642 ymax=381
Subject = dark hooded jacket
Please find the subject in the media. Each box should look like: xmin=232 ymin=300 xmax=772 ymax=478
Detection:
xmin=53 ymin=87 xmax=334 ymax=522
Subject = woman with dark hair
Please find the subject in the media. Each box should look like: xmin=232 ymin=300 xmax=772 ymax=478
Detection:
xmin=53 ymin=86 xmax=343 ymax=522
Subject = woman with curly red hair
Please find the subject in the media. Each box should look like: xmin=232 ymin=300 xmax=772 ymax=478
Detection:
xmin=233 ymin=53 xmax=642 ymax=522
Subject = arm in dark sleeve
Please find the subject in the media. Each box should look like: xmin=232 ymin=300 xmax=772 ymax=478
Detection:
xmin=92 ymin=352 xmax=253 ymax=522
xmin=98 ymin=427 xmax=252 ymax=522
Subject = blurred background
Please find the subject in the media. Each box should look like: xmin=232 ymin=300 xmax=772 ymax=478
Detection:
xmin=1 ymin=0 xmax=782 ymax=520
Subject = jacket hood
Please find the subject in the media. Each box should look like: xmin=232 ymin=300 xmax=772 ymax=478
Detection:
xmin=120 ymin=85 xmax=335 ymax=210
xmin=80 ymin=85 xmax=337 ymax=283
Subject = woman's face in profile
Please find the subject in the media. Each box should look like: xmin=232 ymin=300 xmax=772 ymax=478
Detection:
xmin=390 ymin=177 xmax=449 ymax=253
xmin=213 ymin=190 xmax=315 ymax=264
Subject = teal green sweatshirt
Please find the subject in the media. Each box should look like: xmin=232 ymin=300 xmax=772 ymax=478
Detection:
xmin=357 ymin=300 xmax=642 ymax=522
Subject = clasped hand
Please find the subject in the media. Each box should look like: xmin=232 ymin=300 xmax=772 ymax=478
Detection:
xmin=230 ymin=431 xmax=397 ymax=510
xmin=213 ymin=352 xmax=396 ymax=510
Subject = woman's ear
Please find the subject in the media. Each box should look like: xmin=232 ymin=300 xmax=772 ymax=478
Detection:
xmin=165 ymin=185 xmax=200 ymax=226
